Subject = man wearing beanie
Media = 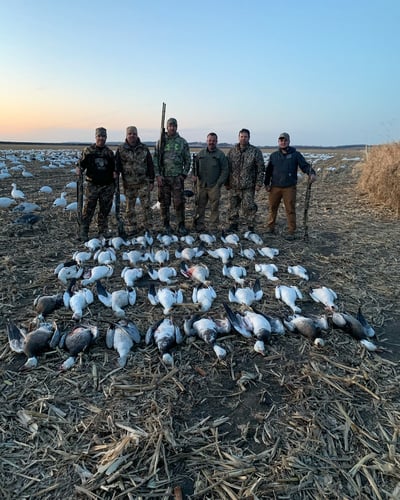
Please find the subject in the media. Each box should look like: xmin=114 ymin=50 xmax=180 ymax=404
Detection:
xmin=264 ymin=132 xmax=316 ymax=240
xmin=76 ymin=127 xmax=116 ymax=240
xmin=153 ymin=117 xmax=191 ymax=235
xmin=115 ymin=126 xmax=155 ymax=236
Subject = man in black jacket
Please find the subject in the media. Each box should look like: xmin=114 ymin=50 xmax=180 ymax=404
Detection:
xmin=264 ymin=132 xmax=316 ymax=239
xmin=76 ymin=127 xmax=116 ymax=240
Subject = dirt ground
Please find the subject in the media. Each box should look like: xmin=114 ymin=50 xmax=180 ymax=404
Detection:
xmin=0 ymin=144 xmax=399 ymax=499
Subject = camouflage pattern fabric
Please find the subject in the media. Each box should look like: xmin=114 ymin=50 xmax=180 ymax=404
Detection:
xmin=226 ymin=144 xmax=265 ymax=189
xmin=154 ymin=133 xmax=191 ymax=177
xmin=228 ymin=187 xmax=258 ymax=226
xmin=158 ymin=176 xmax=185 ymax=224
xmin=115 ymin=140 xmax=155 ymax=184
xmin=123 ymin=182 xmax=152 ymax=233
xmin=81 ymin=182 xmax=115 ymax=234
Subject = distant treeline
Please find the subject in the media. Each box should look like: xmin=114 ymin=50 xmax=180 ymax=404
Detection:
xmin=0 ymin=141 xmax=367 ymax=150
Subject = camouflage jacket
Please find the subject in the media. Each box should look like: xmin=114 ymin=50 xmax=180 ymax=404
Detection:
xmin=154 ymin=132 xmax=191 ymax=177
xmin=78 ymin=144 xmax=115 ymax=186
xmin=115 ymin=139 xmax=155 ymax=185
xmin=226 ymin=143 xmax=265 ymax=189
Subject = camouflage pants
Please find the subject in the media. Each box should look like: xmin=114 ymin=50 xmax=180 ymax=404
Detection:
xmin=82 ymin=182 xmax=115 ymax=233
xmin=158 ymin=176 xmax=185 ymax=224
xmin=228 ymin=187 xmax=257 ymax=225
xmin=268 ymin=185 xmax=297 ymax=233
xmin=194 ymin=183 xmax=221 ymax=229
xmin=123 ymin=181 xmax=152 ymax=232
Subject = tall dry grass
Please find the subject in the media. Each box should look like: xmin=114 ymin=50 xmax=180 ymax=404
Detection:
xmin=357 ymin=142 xmax=400 ymax=216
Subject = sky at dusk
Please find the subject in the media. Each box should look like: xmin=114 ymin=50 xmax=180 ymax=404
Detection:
xmin=1 ymin=0 xmax=399 ymax=146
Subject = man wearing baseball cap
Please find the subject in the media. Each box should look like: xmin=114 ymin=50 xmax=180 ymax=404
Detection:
xmin=264 ymin=132 xmax=316 ymax=239
xmin=115 ymin=126 xmax=155 ymax=236
xmin=153 ymin=117 xmax=191 ymax=235
xmin=76 ymin=126 xmax=116 ymax=240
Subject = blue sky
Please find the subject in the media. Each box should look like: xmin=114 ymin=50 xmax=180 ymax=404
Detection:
xmin=0 ymin=0 xmax=399 ymax=146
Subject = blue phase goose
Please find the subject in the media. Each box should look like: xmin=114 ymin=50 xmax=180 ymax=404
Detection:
xmin=145 ymin=317 xmax=183 ymax=366
xmin=184 ymin=314 xmax=231 ymax=360
xmin=58 ymin=323 xmax=99 ymax=370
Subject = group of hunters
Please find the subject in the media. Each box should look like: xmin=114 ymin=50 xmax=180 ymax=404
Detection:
xmin=75 ymin=119 xmax=317 ymax=242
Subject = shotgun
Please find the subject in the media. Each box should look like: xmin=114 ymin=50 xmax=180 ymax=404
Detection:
xmin=77 ymin=167 xmax=84 ymax=235
xmin=114 ymin=175 xmax=126 ymax=238
xmin=157 ymin=102 xmax=166 ymax=176
xmin=303 ymin=161 xmax=313 ymax=242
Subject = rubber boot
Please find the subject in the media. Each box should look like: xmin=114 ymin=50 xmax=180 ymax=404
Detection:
xmin=79 ymin=225 xmax=89 ymax=242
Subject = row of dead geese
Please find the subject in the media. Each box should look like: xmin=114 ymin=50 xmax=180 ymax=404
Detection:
xmin=6 ymin=229 xmax=381 ymax=371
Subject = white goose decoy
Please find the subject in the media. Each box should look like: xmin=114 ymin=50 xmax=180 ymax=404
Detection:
xmin=147 ymin=265 xmax=177 ymax=285
xmin=255 ymin=263 xmax=279 ymax=281
xmin=53 ymin=192 xmax=68 ymax=208
xmin=81 ymin=264 xmax=114 ymax=285
xmin=192 ymin=285 xmax=217 ymax=312
xmin=11 ymin=183 xmax=25 ymax=201
xmin=22 ymin=168 xmax=34 ymax=178
xmin=145 ymin=317 xmax=183 ymax=366
xmin=228 ymin=278 xmax=263 ymax=306
xmin=184 ymin=314 xmax=231 ymax=360
xmin=106 ymin=319 xmax=141 ymax=367
xmin=309 ymin=286 xmax=338 ymax=311
xmin=244 ymin=230 xmax=263 ymax=246
xmin=257 ymin=247 xmax=279 ymax=259
xmin=96 ymin=281 xmax=136 ymax=318
xmin=222 ymin=262 xmax=247 ymax=286
xmin=39 ymin=185 xmax=53 ymax=194
xmin=288 ymin=265 xmax=309 ymax=281
xmin=0 ymin=197 xmax=17 ymax=208
xmin=207 ymin=247 xmax=234 ymax=264
xmin=148 ymin=284 xmax=184 ymax=315
xmin=121 ymin=266 xmax=144 ymax=287
xmin=94 ymin=246 xmax=117 ymax=265
xmin=223 ymin=303 xmax=271 ymax=355
xmin=180 ymin=262 xmax=210 ymax=284
xmin=221 ymin=231 xmax=240 ymax=246
xmin=58 ymin=323 xmax=99 ymax=370
xmin=239 ymin=245 xmax=256 ymax=261
xmin=6 ymin=320 xmax=59 ymax=370
xmin=275 ymin=285 xmax=303 ymax=313
xmin=64 ymin=201 xmax=78 ymax=214
xmin=64 ymin=287 xmax=94 ymax=320
xmin=65 ymin=180 xmax=77 ymax=189
xmin=283 ymin=314 xmax=327 ymax=347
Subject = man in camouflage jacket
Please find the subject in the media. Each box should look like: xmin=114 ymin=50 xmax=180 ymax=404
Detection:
xmin=153 ymin=117 xmax=191 ymax=235
xmin=76 ymin=127 xmax=116 ymax=240
xmin=115 ymin=126 xmax=155 ymax=236
xmin=226 ymin=128 xmax=265 ymax=231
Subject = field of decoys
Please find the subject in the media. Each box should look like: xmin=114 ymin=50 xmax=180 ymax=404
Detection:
xmin=0 ymin=143 xmax=399 ymax=499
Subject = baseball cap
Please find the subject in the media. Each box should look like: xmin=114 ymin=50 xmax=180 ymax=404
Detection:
xmin=95 ymin=127 xmax=107 ymax=137
xmin=167 ymin=118 xmax=178 ymax=126
xmin=279 ymin=132 xmax=290 ymax=141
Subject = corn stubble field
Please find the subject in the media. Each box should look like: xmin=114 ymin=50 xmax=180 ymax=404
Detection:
xmin=0 ymin=143 xmax=399 ymax=499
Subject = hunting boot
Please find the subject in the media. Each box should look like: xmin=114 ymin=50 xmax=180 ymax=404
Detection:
xmin=79 ymin=224 xmax=89 ymax=242
xmin=160 ymin=206 xmax=172 ymax=234
xmin=176 ymin=208 xmax=188 ymax=236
